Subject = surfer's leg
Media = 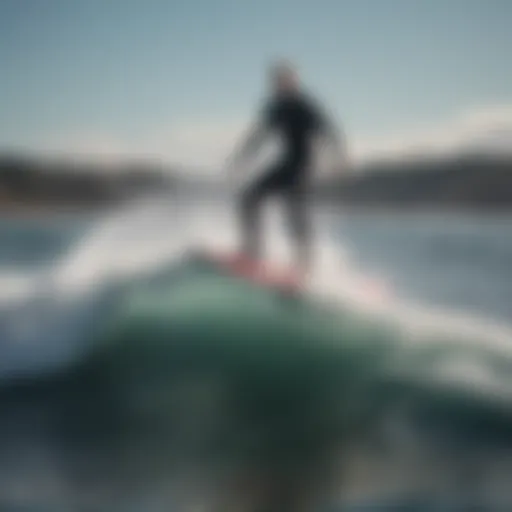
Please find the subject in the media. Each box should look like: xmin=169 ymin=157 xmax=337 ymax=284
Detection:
xmin=239 ymin=167 xmax=282 ymax=260
xmin=284 ymin=176 xmax=311 ymax=273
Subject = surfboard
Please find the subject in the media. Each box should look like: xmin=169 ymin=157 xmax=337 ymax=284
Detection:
xmin=193 ymin=248 xmax=302 ymax=295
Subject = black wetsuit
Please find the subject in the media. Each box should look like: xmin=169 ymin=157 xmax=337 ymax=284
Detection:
xmin=239 ymin=91 xmax=336 ymax=268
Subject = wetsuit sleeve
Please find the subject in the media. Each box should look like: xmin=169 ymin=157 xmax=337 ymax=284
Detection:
xmin=259 ymin=101 xmax=277 ymax=128
xmin=232 ymin=102 xmax=274 ymax=163
xmin=309 ymin=98 xmax=344 ymax=148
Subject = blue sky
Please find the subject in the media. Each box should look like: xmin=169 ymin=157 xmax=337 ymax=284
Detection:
xmin=1 ymin=0 xmax=511 ymax=165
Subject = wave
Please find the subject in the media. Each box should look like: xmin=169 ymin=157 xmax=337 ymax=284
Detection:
xmin=1 ymin=195 xmax=512 ymax=508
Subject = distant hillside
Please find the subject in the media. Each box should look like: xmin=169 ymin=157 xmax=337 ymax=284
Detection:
xmin=0 ymin=154 xmax=175 ymax=212
xmin=3 ymin=152 xmax=511 ymax=212
xmin=317 ymin=154 xmax=512 ymax=209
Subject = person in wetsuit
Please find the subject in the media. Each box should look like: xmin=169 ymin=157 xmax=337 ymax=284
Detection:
xmin=228 ymin=61 xmax=346 ymax=274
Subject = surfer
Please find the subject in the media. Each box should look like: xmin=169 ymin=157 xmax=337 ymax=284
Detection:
xmin=227 ymin=60 xmax=347 ymax=276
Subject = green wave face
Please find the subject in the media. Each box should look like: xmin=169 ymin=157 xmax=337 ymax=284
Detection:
xmin=100 ymin=257 xmax=395 ymax=470
xmin=3 ymin=256 xmax=512 ymax=509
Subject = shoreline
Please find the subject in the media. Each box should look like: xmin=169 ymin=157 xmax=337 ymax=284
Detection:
xmin=2 ymin=199 xmax=512 ymax=220
xmin=326 ymin=203 xmax=512 ymax=217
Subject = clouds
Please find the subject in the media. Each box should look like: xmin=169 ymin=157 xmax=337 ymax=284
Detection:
xmin=351 ymin=103 xmax=512 ymax=163
xmin=22 ymin=103 xmax=512 ymax=171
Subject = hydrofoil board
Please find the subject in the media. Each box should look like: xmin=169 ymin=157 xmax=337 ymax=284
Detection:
xmin=193 ymin=248 xmax=303 ymax=295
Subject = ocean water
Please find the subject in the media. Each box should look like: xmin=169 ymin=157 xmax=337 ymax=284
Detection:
xmin=334 ymin=211 xmax=512 ymax=325
xmin=0 ymin=193 xmax=512 ymax=511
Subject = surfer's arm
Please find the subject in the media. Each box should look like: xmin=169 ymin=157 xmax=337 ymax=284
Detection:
xmin=323 ymin=114 xmax=347 ymax=160
xmin=311 ymin=99 xmax=349 ymax=174
xmin=227 ymin=103 xmax=274 ymax=171
xmin=230 ymin=122 xmax=268 ymax=166
xmin=328 ymin=121 xmax=349 ymax=174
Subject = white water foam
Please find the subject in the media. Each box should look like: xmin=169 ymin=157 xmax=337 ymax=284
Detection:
xmin=0 ymin=273 xmax=38 ymax=305
xmin=176 ymin=196 xmax=512 ymax=404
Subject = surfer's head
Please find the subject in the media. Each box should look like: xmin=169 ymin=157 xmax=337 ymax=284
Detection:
xmin=269 ymin=59 xmax=299 ymax=95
